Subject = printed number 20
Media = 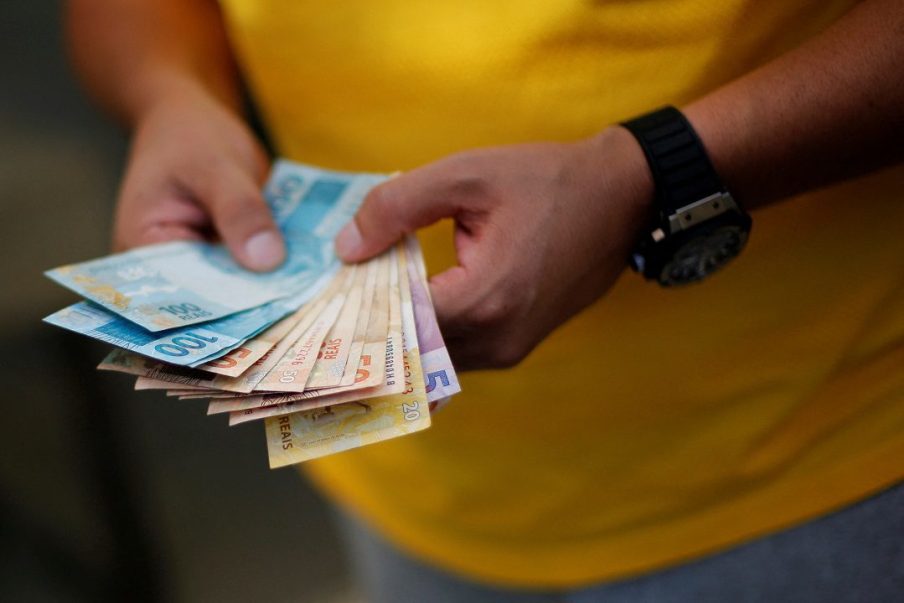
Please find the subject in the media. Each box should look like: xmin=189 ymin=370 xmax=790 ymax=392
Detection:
xmin=402 ymin=402 xmax=420 ymax=422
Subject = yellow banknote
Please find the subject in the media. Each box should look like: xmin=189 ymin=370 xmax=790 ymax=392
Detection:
xmin=305 ymin=265 xmax=365 ymax=389
xmin=264 ymin=244 xmax=430 ymax=467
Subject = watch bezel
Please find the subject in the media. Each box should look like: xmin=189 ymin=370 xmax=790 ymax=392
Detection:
xmin=621 ymin=106 xmax=753 ymax=287
xmin=631 ymin=196 xmax=752 ymax=286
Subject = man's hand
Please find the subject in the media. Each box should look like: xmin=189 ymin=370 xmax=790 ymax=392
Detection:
xmin=68 ymin=0 xmax=284 ymax=270
xmin=335 ymin=0 xmax=904 ymax=371
xmin=113 ymin=81 xmax=286 ymax=271
xmin=336 ymin=127 xmax=653 ymax=370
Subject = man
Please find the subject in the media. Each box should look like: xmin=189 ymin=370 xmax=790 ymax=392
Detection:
xmin=68 ymin=0 xmax=903 ymax=600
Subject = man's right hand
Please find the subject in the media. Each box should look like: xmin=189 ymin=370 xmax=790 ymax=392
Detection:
xmin=66 ymin=1 xmax=281 ymax=269
xmin=113 ymin=80 xmax=285 ymax=271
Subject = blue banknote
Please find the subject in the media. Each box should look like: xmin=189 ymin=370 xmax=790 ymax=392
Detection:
xmin=44 ymin=161 xmax=383 ymax=364
xmin=44 ymin=266 xmax=337 ymax=366
xmin=45 ymin=301 xmax=276 ymax=366
xmin=45 ymin=242 xmax=289 ymax=332
xmin=46 ymin=161 xmax=384 ymax=332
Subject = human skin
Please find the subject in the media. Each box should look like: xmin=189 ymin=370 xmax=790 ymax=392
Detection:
xmin=67 ymin=0 xmax=285 ymax=271
xmin=68 ymin=0 xmax=903 ymax=370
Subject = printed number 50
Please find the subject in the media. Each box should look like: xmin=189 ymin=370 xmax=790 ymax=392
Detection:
xmin=425 ymin=370 xmax=450 ymax=394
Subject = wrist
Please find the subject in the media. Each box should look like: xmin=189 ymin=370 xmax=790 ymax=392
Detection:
xmin=583 ymin=125 xmax=657 ymax=244
xmin=682 ymin=97 xmax=761 ymax=209
xmin=617 ymin=106 xmax=752 ymax=285
xmin=125 ymin=65 xmax=242 ymax=128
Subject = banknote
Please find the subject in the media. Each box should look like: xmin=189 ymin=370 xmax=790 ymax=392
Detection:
xmin=240 ymin=239 xmax=457 ymax=400
xmin=253 ymin=292 xmax=345 ymax=392
xmin=337 ymin=258 xmax=378 ymax=387
xmin=100 ymin=348 xmax=244 ymax=392
xmin=102 ymin=356 xmax=206 ymax=391
xmin=195 ymin=304 xmax=307 ymax=377
xmin=45 ymin=159 xmax=460 ymax=470
xmin=46 ymin=161 xmax=385 ymax=332
xmin=223 ymin=353 xmax=391 ymax=423
xmin=46 ymin=242 xmax=287 ymax=332
xmin=44 ymin=241 xmax=339 ymax=367
xmin=134 ymin=377 xmax=209 ymax=391
xmin=305 ymin=265 xmax=366 ymax=389
xmin=264 ymin=244 xmax=430 ymax=466
xmin=209 ymin=251 xmax=403 ymax=417
xmin=47 ymin=301 xmax=264 ymax=366
xmin=403 ymin=236 xmax=460 ymax=405
xmin=220 ymin=277 xmax=347 ymax=391
xmin=208 ymin=277 xmax=346 ymax=392
xmin=336 ymin=253 xmax=392 ymax=392
xmin=47 ymin=257 xmax=337 ymax=367
xmin=99 ymin=264 xmax=355 ymax=393
xmin=223 ymin=241 xmax=457 ymax=426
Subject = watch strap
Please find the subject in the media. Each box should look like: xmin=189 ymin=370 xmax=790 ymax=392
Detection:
xmin=621 ymin=106 xmax=725 ymax=215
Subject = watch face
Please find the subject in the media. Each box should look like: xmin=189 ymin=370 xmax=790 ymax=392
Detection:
xmin=659 ymin=225 xmax=747 ymax=286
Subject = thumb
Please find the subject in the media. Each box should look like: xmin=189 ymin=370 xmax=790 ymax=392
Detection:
xmin=335 ymin=172 xmax=460 ymax=262
xmin=203 ymin=169 xmax=287 ymax=272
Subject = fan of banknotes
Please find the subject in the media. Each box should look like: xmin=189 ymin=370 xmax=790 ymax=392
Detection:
xmin=43 ymin=160 xmax=460 ymax=468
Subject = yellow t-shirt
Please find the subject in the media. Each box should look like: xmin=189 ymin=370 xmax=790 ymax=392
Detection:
xmin=220 ymin=0 xmax=904 ymax=587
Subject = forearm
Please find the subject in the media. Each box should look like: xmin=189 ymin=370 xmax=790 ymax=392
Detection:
xmin=683 ymin=0 xmax=904 ymax=210
xmin=66 ymin=0 xmax=241 ymax=126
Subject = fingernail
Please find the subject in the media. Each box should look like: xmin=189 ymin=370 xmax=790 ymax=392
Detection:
xmin=335 ymin=221 xmax=363 ymax=260
xmin=244 ymin=230 xmax=285 ymax=271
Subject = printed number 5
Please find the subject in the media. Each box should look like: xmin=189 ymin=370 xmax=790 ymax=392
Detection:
xmin=425 ymin=370 xmax=450 ymax=394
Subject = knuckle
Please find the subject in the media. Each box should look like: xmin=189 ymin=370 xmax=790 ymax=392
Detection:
xmin=213 ymin=177 xmax=266 ymax=216
xmin=359 ymin=184 xmax=412 ymax=242
xmin=190 ymin=153 xmax=231 ymax=188
xmin=232 ymin=135 xmax=268 ymax=179
xmin=465 ymin=295 xmax=510 ymax=329
xmin=446 ymin=155 xmax=489 ymax=198
xmin=486 ymin=340 xmax=528 ymax=369
xmin=363 ymin=184 xmax=399 ymax=223
xmin=111 ymin=231 xmax=130 ymax=252
xmin=364 ymin=183 xmax=389 ymax=210
xmin=112 ymin=211 xmax=141 ymax=251
xmin=215 ymin=196 xmax=272 ymax=236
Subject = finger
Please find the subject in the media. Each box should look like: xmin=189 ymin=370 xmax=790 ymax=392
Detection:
xmin=427 ymin=222 xmax=502 ymax=329
xmin=441 ymin=333 xmax=480 ymax=372
xmin=335 ymin=167 xmax=463 ymax=263
xmin=443 ymin=332 xmax=529 ymax=372
xmin=114 ymin=175 xmax=211 ymax=251
xmin=428 ymin=265 xmax=473 ymax=329
xmin=128 ymin=223 xmax=205 ymax=249
xmin=199 ymin=168 xmax=286 ymax=271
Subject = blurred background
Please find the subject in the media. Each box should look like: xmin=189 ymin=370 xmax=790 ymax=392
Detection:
xmin=0 ymin=3 xmax=354 ymax=601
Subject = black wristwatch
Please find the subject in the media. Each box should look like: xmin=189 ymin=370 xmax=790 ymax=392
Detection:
xmin=621 ymin=106 xmax=751 ymax=286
